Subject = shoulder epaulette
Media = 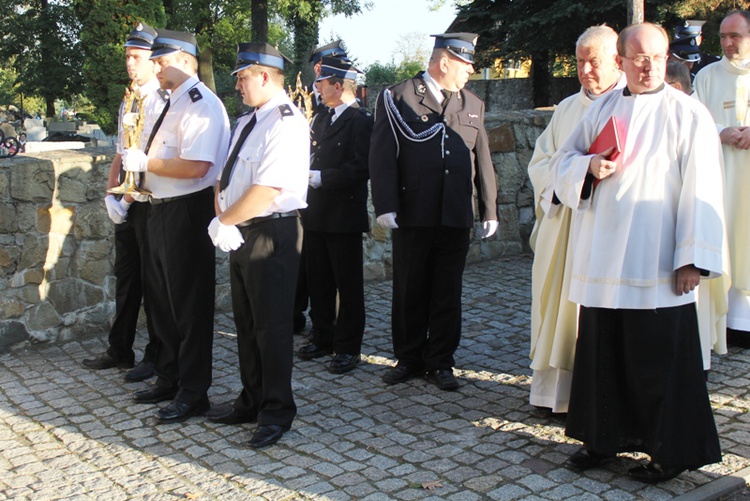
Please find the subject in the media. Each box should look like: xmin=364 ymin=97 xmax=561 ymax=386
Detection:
xmin=278 ymin=104 xmax=294 ymax=118
xmin=189 ymin=88 xmax=203 ymax=102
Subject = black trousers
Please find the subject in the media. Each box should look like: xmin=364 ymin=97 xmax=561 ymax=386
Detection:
xmin=144 ymin=188 xmax=215 ymax=405
xmin=306 ymin=231 xmax=365 ymax=355
xmin=391 ymin=226 xmax=470 ymax=371
xmin=566 ymin=304 xmax=721 ymax=468
xmin=230 ymin=216 xmax=300 ymax=427
xmin=107 ymin=201 xmax=159 ymax=364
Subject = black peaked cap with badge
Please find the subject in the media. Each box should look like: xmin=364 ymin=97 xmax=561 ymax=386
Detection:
xmin=431 ymin=33 xmax=478 ymax=64
xmin=675 ymin=20 xmax=705 ymax=39
xmin=670 ymin=35 xmax=701 ymax=63
xmin=125 ymin=22 xmax=158 ymax=49
xmin=309 ymin=40 xmax=348 ymax=64
xmin=316 ymin=56 xmax=363 ymax=82
xmin=150 ymin=29 xmax=199 ymax=59
xmin=233 ymin=43 xmax=292 ymax=75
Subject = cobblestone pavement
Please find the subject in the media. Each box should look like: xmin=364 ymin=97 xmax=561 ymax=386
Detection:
xmin=3 ymin=255 xmax=750 ymax=500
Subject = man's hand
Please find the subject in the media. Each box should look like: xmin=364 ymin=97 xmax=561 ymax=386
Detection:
xmin=208 ymin=216 xmax=245 ymax=252
xmin=676 ymin=264 xmax=701 ymax=295
xmin=735 ymin=127 xmax=750 ymax=149
xmin=376 ymin=212 xmax=398 ymax=229
xmin=309 ymin=170 xmax=322 ymax=189
xmin=104 ymin=195 xmax=128 ymax=224
xmin=588 ymin=146 xmax=617 ymax=180
xmin=122 ymin=148 xmax=149 ymax=172
xmin=481 ymin=220 xmax=499 ymax=239
xmin=719 ymin=126 xmax=743 ymax=146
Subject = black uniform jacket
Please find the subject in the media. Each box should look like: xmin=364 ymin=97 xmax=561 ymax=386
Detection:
xmin=369 ymin=72 xmax=498 ymax=229
xmin=304 ymin=103 xmax=373 ymax=233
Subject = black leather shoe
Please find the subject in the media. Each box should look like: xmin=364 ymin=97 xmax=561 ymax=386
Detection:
xmin=207 ymin=404 xmax=256 ymax=425
xmin=328 ymin=354 xmax=360 ymax=374
xmin=382 ymin=364 xmax=424 ymax=385
xmin=156 ymin=397 xmax=210 ymax=424
xmin=133 ymin=385 xmax=177 ymax=404
xmin=82 ymin=353 xmax=134 ymax=370
xmin=628 ymin=463 xmax=687 ymax=483
xmin=425 ymin=369 xmax=459 ymax=391
xmin=297 ymin=342 xmax=333 ymax=360
xmin=566 ymin=447 xmax=614 ymax=471
xmin=246 ymin=424 xmax=290 ymax=449
xmin=124 ymin=360 xmax=155 ymax=382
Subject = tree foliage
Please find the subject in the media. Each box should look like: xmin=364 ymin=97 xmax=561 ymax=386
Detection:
xmin=275 ymin=0 xmax=371 ymax=84
xmin=364 ymin=60 xmax=424 ymax=87
xmin=456 ymin=0 xmax=750 ymax=106
xmin=0 ymin=0 xmax=84 ymax=118
xmin=74 ymin=0 xmax=166 ymax=135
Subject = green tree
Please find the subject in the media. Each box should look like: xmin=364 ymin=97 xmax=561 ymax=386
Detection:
xmin=364 ymin=60 xmax=424 ymax=87
xmin=276 ymin=0 xmax=371 ymax=85
xmin=74 ymin=0 xmax=166 ymax=135
xmin=0 ymin=0 xmax=84 ymax=118
xmin=456 ymin=0 xmax=750 ymax=107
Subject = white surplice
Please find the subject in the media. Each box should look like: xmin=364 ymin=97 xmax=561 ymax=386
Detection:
xmin=552 ymin=84 xmax=725 ymax=312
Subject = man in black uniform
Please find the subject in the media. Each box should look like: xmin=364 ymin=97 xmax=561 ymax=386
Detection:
xmin=369 ymin=33 xmax=499 ymax=391
xmin=297 ymin=57 xmax=373 ymax=374
xmin=293 ymin=39 xmax=349 ymax=333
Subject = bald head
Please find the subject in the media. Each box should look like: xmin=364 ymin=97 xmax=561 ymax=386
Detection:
xmin=616 ymin=23 xmax=669 ymax=94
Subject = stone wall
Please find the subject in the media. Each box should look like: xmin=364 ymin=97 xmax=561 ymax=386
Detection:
xmin=0 ymin=109 xmax=553 ymax=352
xmin=0 ymin=149 xmax=116 ymax=352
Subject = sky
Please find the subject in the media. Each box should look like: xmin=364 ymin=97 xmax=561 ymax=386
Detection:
xmin=317 ymin=0 xmax=460 ymax=68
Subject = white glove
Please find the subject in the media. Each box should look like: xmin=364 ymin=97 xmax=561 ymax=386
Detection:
xmin=122 ymin=148 xmax=149 ymax=172
xmin=130 ymin=192 xmax=150 ymax=203
xmin=208 ymin=216 xmax=245 ymax=252
xmin=105 ymin=195 xmax=128 ymax=224
xmin=120 ymin=198 xmax=132 ymax=212
xmin=376 ymin=212 xmax=399 ymax=229
xmin=309 ymin=170 xmax=322 ymax=189
xmin=481 ymin=220 xmax=499 ymax=239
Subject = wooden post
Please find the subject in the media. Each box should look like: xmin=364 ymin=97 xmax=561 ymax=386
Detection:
xmin=627 ymin=0 xmax=644 ymax=25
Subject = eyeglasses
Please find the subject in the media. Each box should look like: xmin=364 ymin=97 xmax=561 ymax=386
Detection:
xmin=621 ymin=54 xmax=668 ymax=67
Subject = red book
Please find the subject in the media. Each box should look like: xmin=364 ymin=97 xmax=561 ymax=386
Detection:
xmin=587 ymin=116 xmax=624 ymax=161
xmin=588 ymin=116 xmax=625 ymax=188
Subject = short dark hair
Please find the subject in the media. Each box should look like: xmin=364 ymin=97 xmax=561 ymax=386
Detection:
xmin=724 ymin=10 xmax=750 ymax=30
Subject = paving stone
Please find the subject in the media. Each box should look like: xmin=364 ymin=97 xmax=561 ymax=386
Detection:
xmin=1 ymin=257 xmax=749 ymax=499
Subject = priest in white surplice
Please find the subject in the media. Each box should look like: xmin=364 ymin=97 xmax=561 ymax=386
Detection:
xmin=694 ymin=10 xmax=750 ymax=348
xmin=551 ymin=23 xmax=724 ymax=483
xmin=528 ymin=25 xmax=624 ymax=414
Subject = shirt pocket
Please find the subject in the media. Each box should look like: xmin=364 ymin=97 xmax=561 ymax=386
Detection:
xmin=237 ymin=146 xmax=263 ymax=182
xmin=154 ymin=130 xmax=179 ymax=159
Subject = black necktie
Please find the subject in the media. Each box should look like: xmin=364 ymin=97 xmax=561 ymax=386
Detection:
xmin=219 ymin=114 xmax=257 ymax=191
xmin=328 ymin=108 xmax=336 ymax=125
xmin=441 ymin=89 xmax=453 ymax=111
xmin=144 ymin=100 xmax=170 ymax=155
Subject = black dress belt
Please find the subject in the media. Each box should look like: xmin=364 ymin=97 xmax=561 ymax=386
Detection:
xmin=149 ymin=187 xmax=212 ymax=205
xmin=237 ymin=210 xmax=299 ymax=227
